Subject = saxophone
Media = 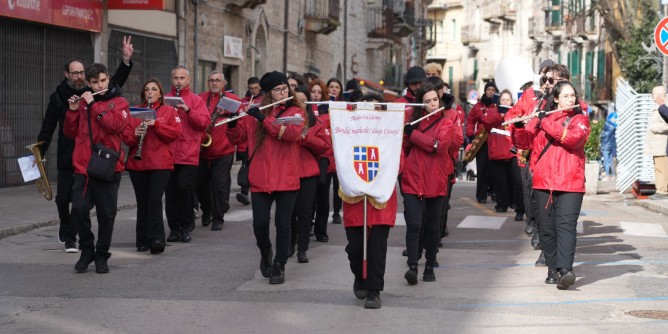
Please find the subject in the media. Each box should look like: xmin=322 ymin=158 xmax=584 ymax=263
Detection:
xmin=201 ymin=107 xmax=221 ymax=147
xmin=25 ymin=141 xmax=53 ymax=201
xmin=463 ymin=128 xmax=488 ymax=163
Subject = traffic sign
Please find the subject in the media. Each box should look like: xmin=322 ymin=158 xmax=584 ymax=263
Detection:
xmin=654 ymin=17 xmax=668 ymax=56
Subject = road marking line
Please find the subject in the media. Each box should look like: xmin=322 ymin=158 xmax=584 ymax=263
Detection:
xmin=458 ymin=215 xmax=506 ymax=229
xmin=457 ymin=296 xmax=668 ymax=309
xmin=461 ymin=197 xmax=497 ymax=216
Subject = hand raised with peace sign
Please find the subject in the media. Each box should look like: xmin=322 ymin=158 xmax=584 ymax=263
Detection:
xmin=122 ymin=35 xmax=134 ymax=65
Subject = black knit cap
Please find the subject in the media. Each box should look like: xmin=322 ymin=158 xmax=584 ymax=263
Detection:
xmin=406 ymin=66 xmax=427 ymax=84
xmin=260 ymin=71 xmax=289 ymax=92
xmin=484 ymin=81 xmax=498 ymax=92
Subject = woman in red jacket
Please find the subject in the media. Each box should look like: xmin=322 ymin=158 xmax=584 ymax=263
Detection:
xmin=401 ymin=82 xmax=458 ymax=284
xmin=124 ymin=79 xmax=182 ymax=254
xmin=513 ymin=81 xmax=590 ymax=290
xmin=289 ymin=85 xmax=331 ymax=263
xmin=227 ymin=71 xmax=305 ymax=284
xmin=344 ymin=93 xmax=400 ymax=309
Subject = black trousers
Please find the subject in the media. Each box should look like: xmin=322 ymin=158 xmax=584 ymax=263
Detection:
xmin=165 ymin=164 xmax=197 ymax=233
xmin=489 ymin=159 xmax=512 ymax=209
xmin=345 ymin=225 xmax=390 ymax=291
xmin=129 ymin=170 xmax=170 ymax=248
xmin=439 ymin=175 xmax=455 ymax=238
xmin=403 ymin=194 xmax=445 ymax=267
xmin=520 ymin=163 xmax=535 ymax=222
xmin=56 ymin=169 xmax=85 ymax=243
xmin=475 ymin=143 xmax=490 ymax=202
xmin=198 ymin=154 xmax=234 ymax=224
xmin=71 ymin=173 xmax=121 ymax=253
xmin=292 ymin=176 xmax=318 ymax=251
xmin=332 ymin=173 xmax=342 ymax=214
xmin=510 ymin=157 xmax=524 ymax=214
xmin=251 ymin=191 xmax=298 ymax=265
xmin=315 ymin=172 xmax=336 ymax=237
xmin=237 ymin=152 xmax=249 ymax=196
xmin=534 ymin=190 xmax=583 ymax=270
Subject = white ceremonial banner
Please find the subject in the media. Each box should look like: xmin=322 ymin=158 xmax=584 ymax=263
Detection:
xmin=330 ymin=102 xmax=405 ymax=204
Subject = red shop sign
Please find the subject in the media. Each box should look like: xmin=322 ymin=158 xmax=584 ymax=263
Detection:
xmin=52 ymin=0 xmax=103 ymax=32
xmin=0 ymin=0 xmax=53 ymax=25
xmin=107 ymin=0 xmax=164 ymax=10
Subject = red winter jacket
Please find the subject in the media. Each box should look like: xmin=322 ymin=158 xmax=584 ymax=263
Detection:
xmin=227 ymin=104 xmax=305 ymax=192
xmin=396 ymin=90 xmax=417 ymax=116
xmin=506 ymin=88 xmax=543 ymax=166
xmin=238 ymin=94 xmax=263 ymax=153
xmin=478 ymin=103 xmax=514 ymax=160
xmin=64 ymin=94 xmax=129 ymax=176
xmin=401 ymin=112 xmax=458 ymax=197
xmin=165 ymin=85 xmax=209 ymax=166
xmin=317 ymin=112 xmax=337 ymax=173
xmin=124 ymin=102 xmax=182 ymax=171
xmin=513 ymin=108 xmax=590 ymax=193
xmin=444 ymin=106 xmax=465 ymax=174
xmin=199 ymin=91 xmax=240 ymax=159
xmin=299 ymin=119 xmax=331 ymax=178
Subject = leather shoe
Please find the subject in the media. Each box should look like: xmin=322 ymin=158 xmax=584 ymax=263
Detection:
xmin=166 ymin=231 xmax=180 ymax=242
xmin=331 ymin=214 xmax=342 ymax=224
xmin=75 ymin=247 xmax=95 ymax=273
xmin=531 ymin=232 xmax=540 ymax=249
xmin=423 ymin=265 xmax=436 ymax=282
xmin=94 ymin=251 xmax=111 ymax=274
xmin=402 ymin=249 xmax=408 ymax=256
xmin=260 ymin=249 xmax=273 ymax=278
xmin=495 ymin=206 xmax=508 ymax=213
xmin=364 ymin=290 xmax=381 ymax=309
xmin=297 ymin=250 xmax=309 ymax=263
xmin=211 ymin=220 xmax=223 ymax=231
xmin=269 ymin=262 xmax=285 ymax=284
xmin=557 ymin=269 xmax=576 ymax=290
xmin=514 ymin=212 xmax=524 ymax=221
xmin=404 ymin=266 xmax=418 ymax=285
xmin=353 ymin=279 xmax=367 ymax=299
xmin=136 ymin=246 xmax=149 ymax=252
xmin=535 ymin=251 xmax=546 ymax=267
xmin=150 ymin=240 xmax=165 ymax=254
xmin=201 ymin=215 xmax=211 ymax=227
xmin=180 ymin=230 xmax=191 ymax=243
xmin=545 ymin=268 xmax=558 ymax=284
xmin=316 ymin=234 xmax=329 ymax=242
xmin=288 ymin=245 xmax=295 ymax=257
xmin=236 ymin=192 xmax=250 ymax=205
xmin=524 ymin=219 xmax=535 ymax=236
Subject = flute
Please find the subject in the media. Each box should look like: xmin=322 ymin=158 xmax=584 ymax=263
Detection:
xmin=214 ymin=96 xmax=294 ymax=127
xmin=407 ymin=106 xmax=445 ymax=126
xmin=67 ymin=89 xmax=108 ymax=103
xmin=304 ymin=101 xmax=427 ymax=107
xmin=501 ymin=105 xmax=580 ymax=126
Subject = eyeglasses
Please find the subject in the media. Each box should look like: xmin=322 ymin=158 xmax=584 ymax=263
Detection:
xmin=272 ymin=86 xmax=289 ymax=94
xmin=208 ymin=79 xmax=223 ymax=83
xmin=68 ymin=71 xmax=85 ymax=77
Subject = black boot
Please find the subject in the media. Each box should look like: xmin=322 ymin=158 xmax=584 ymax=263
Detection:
xmin=364 ymin=290 xmax=381 ymax=309
xmin=524 ymin=219 xmax=535 ymax=236
xmin=75 ymin=246 xmax=96 ymax=273
xmin=211 ymin=220 xmax=223 ymax=231
xmin=269 ymin=262 xmax=285 ymax=284
xmin=94 ymin=251 xmax=111 ymax=274
xmin=545 ymin=268 xmax=558 ymax=284
xmin=260 ymin=249 xmax=273 ymax=278
xmin=167 ymin=230 xmax=180 ymax=242
xmin=353 ymin=278 xmax=367 ymax=300
xmin=404 ymin=266 xmax=418 ymax=285
xmin=150 ymin=240 xmax=165 ymax=254
xmin=297 ymin=250 xmax=309 ymax=263
xmin=423 ymin=265 xmax=436 ymax=282
xmin=201 ymin=213 xmax=211 ymax=227
xmin=180 ymin=229 xmax=191 ymax=243
xmin=557 ymin=268 xmax=576 ymax=290
xmin=530 ymin=232 xmax=540 ymax=249
xmin=535 ymin=251 xmax=546 ymax=267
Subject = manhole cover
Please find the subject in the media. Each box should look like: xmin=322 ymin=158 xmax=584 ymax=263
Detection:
xmin=627 ymin=310 xmax=668 ymax=320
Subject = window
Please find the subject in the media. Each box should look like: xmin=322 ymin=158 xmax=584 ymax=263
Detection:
xmin=197 ymin=60 xmax=216 ymax=93
xmin=448 ymin=66 xmax=453 ymax=89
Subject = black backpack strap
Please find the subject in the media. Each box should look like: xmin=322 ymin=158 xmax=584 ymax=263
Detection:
xmin=536 ymin=116 xmax=573 ymax=164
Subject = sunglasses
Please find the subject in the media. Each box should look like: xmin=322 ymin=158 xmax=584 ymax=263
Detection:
xmin=542 ymin=77 xmax=565 ymax=85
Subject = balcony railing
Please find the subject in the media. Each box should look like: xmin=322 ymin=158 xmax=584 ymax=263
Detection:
xmin=482 ymin=0 xmax=516 ymax=23
xmin=367 ymin=6 xmax=393 ymax=40
xmin=461 ymin=23 xmax=481 ymax=45
xmin=305 ymin=0 xmax=341 ymax=34
xmin=226 ymin=0 xmax=266 ymax=9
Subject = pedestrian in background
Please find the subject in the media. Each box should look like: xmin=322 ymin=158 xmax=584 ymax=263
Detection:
xmin=645 ymin=86 xmax=668 ymax=200
xmin=600 ymin=109 xmax=617 ymax=181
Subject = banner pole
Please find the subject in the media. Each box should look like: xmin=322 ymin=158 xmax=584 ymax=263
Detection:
xmin=363 ymin=195 xmax=368 ymax=280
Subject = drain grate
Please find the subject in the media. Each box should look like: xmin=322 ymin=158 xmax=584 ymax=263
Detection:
xmin=627 ymin=310 xmax=668 ymax=320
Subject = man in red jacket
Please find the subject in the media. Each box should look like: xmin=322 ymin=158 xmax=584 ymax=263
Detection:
xmin=164 ymin=66 xmax=209 ymax=243
xmin=64 ymin=63 xmax=129 ymax=274
xmin=197 ymin=71 xmax=241 ymax=231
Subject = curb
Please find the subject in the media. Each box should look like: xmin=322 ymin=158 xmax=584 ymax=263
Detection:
xmin=0 ymin=203 xmax=138 ymax=241
xmin=630 ymin=200 xmax=668 ymax=216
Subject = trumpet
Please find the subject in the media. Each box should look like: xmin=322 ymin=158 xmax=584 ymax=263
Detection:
xmin=501 ymin=105 xmax=580 ymax=126
xmin=25 ymin=141 xmax=53 ymax=201
xmin=214 ymin=96 xmax=294 ymax=127
xmin=67 ymin=89 xmax=108 ymax=103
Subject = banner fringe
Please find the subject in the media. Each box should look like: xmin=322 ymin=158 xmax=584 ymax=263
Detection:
xmin=338 ymin=188 xmax=387 ymax=210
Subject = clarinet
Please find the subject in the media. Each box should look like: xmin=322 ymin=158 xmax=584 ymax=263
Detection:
xmin=134 ymin=98 xmax=150 ymax=160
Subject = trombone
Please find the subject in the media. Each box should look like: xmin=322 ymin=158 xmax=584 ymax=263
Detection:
xmin=214 ymin=96 xmax=294 ymax=127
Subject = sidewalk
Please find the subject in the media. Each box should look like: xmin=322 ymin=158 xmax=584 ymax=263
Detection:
xmin=1 ymin=173 xmax=666 ymax=240
xmin=0 ymin=163 xmax=242 ymax=240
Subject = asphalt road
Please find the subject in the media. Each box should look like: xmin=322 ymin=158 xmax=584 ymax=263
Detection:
xmin=1 ymin=181 xmax=667 ymax=333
